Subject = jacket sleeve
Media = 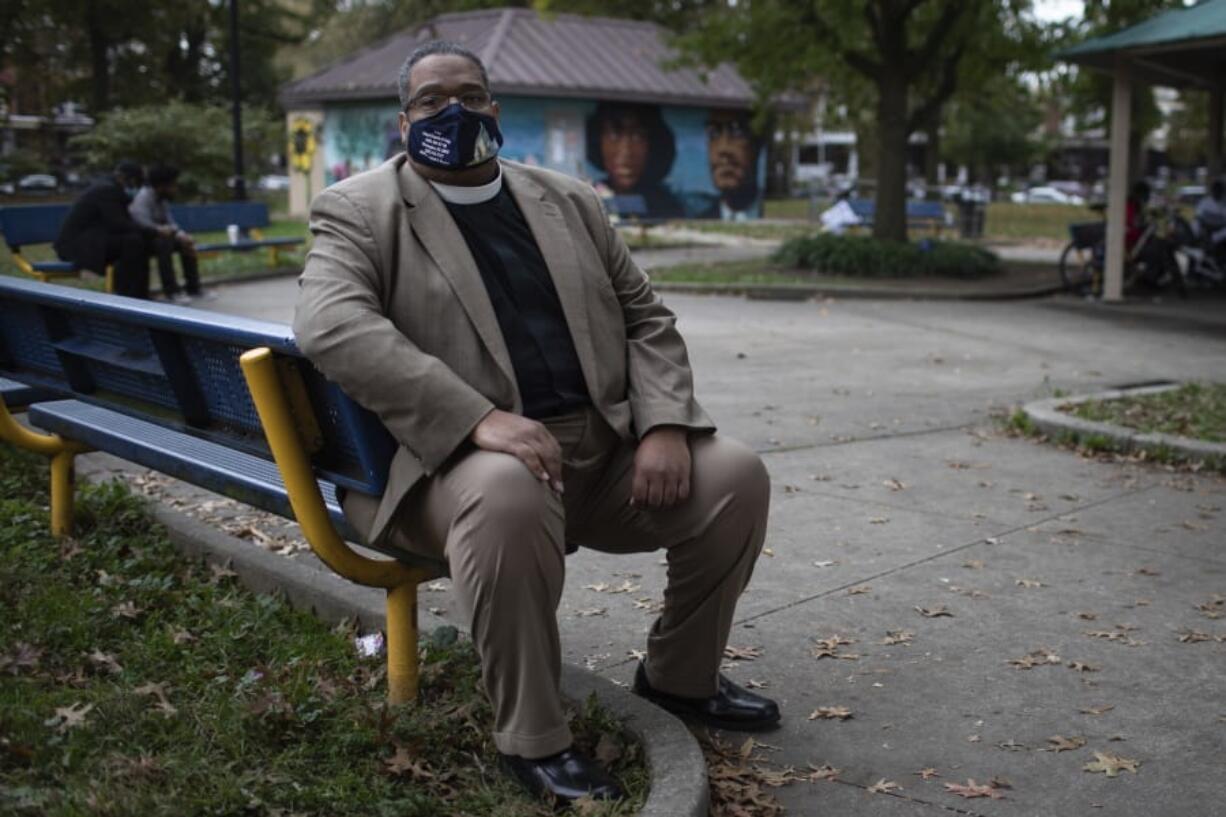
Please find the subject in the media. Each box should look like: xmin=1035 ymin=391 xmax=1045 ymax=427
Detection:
xmin=128 ymin=188 xmax=160 ymax=231
xmin=292 ymin=187 xmax=495 ymax=473
xmin=581 ymin=184 xmax=715 ymax=437
xmin=100 ymin=188 xmax=154 ymax=236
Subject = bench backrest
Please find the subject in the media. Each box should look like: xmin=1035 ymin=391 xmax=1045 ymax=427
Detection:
xmin=0 ymin=277 xmax=394 ymax=496
xmin=847 ymin=199 xmax=948 ymax=222
xmin=168 ymin=202 xmax=271 ymax=233
xmin=0 ymin=204 xmax=72 ymax=248
xmin=0 ymin=202 xmax=272 ymax=251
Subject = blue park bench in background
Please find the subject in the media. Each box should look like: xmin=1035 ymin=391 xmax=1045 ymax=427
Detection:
xmin=0 ymin=202 xmax=304 ymax=293
xmin=847 ymin=198 xmax=952 ymax=237
xmin=0 ymin=275 xmax=440 ymax=703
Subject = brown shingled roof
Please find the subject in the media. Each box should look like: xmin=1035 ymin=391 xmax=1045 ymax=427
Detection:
xmin=279 ymin=7 xmax=757 ymax=109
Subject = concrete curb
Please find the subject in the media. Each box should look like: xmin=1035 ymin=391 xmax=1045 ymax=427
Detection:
xmin=1022 ymin=384 xmax=1226 ymax=464
xmin=653 ymin=280 xmax=1066 ymax=302
xmin=79 ymin=459 xmax=708 ymax=817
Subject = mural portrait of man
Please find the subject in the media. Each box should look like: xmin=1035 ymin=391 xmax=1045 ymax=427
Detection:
xmin=585 ymin=101 xmax=684 ymax=218
xmin=703 ymin=109 xmax=762 ymax=220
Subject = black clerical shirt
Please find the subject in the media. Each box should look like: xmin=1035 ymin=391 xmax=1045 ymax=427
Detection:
xmin=443 ymin=186 xmax=590 ymax=419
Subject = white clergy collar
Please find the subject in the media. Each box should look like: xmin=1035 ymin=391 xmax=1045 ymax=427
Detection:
xmin=429 ymin=167 xmax=502 ymax=205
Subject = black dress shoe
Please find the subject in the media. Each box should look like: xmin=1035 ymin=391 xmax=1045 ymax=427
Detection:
xmin=500 ymin=748 xmax=623 ymax=805
xmin=632 ymin=661 xmax=781 ymax=731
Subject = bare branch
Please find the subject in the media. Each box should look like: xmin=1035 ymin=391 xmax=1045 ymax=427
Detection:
xmin=907 ymin=42 xmax=965 ymax=133
xmin=906 ymin=1 xmax=966 ymax=74
xmin=797 ymin=1 xmax=882 ymax=80
xmin=845 ymin=50 xmax=883 ymax=80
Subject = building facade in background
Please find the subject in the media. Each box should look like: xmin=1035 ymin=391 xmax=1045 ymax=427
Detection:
xmin=279 ymin=8 xmax=766 ymax=220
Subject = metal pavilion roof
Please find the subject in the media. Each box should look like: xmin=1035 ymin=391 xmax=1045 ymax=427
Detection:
xmin=280 ymin=8 xmax=758 ymax=109
xmin=1058 ymin=0 xmax=1226 ymax=89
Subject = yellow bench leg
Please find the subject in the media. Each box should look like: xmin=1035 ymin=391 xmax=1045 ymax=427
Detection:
xmin=0 ymin=397 xmax=90 ymax=537
xmin=386 ymin=581 xmax=420 ymax=704
xmin=50 ymin=450 xmax=78 ymax=537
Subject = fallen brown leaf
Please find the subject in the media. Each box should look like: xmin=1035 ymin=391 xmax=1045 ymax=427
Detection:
xmin=1083 ymin=751 xmax=1139 ymax=777
xmin=47 ymin=702 xmax=94 ymax=732
xmin=944 ymin=779 xmax=1006 ymax=800
xmin=807 ymin=763 xmax=840 ymax=781
xmin=1042 ymin=735 xmax=1087 ymax=752
xmin=868 ymin=779 xmax=901 ymax=794
xmin=914 ymin=767 xmax=941 ymax=780
xmin=807 ymin=707 xmax=852 ymax=721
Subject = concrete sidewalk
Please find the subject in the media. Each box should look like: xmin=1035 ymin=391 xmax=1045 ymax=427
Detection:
xmin=104 ymin=278 xmax=1226 ymax=815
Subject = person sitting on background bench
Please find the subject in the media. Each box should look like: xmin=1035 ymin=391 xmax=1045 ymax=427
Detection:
xmin=130 ymin=165 xmax=207 ymax=303
xmin=1194 ymin=179 xmax=1226 ymax=260
xmin=54 ymin=161 xmax=156 ymax=299
xmin=293 ymin=40 xmax=779 ymax=808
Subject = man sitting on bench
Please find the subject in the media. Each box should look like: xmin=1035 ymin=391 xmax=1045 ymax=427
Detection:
xmin=130 ymin=164 xmax=208 ymax=303
xmin=54 ymin=160 xmax=155 ymax=298
xmin=294 ymin=40 xmax=780 ymax=807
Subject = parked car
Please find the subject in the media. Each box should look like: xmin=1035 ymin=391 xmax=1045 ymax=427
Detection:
xmin=1010 ymin=185 xmax=1085 ymax=206
xmin=257 ymin=174 xmax=291 ymax=192
xmin=1176 ymin=184 xmax=1206 ymax=204
xmin=17 ymin=173 xmax=59 ymax=192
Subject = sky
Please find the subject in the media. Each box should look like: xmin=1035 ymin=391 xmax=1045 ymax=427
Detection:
xmin=1031 ymin=0 xmax=1085 ymax=23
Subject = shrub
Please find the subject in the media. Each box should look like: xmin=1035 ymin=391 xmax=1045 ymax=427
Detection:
xmin=772 ymin=234 xmax=1001 ymax=279
xmin=69 ymin=102 xmax=282 ymax=200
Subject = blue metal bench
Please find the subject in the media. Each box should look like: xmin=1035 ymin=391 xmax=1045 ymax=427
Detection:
xmin=0 ymin=202 xmax=304 ymax=291
xmin=0 ymin=276 xmax=442 ymax=701
xmin=0 ymin=376 xmax=57 ymax=411
xmin=847 ymin=198 xmax=951 ymax=236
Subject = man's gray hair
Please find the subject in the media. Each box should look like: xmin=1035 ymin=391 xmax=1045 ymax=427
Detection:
xmin=398 ymin=41 xmax=490 ymax=110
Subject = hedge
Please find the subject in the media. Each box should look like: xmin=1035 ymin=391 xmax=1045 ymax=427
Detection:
xmin=772 ymin=234 xmax=1001 ymax=279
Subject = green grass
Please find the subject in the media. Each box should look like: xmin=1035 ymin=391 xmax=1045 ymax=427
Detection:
xmin=983 ymin=202 xmax=1096 ymax=243
xmin=672 ymin=219 xmax=818 ymax=242
xmin=0 ymin=445 xmax=645 ymax=816
xmin=649 ymin=260 xmax=817 ymax=285
xmin=757 ymin=199 xmax=1096 ymax=243
xmin=1068 ymin=383 xmax=1226 ymax=443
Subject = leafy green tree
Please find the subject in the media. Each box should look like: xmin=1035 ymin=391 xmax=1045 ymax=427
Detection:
xmin=1050 ymin=0 xmax=1187 ymax=180
xmin=674 ymin=0 xmax=1038 ymax=242
xmin=69 ymin=102 xmax=281 ymax=199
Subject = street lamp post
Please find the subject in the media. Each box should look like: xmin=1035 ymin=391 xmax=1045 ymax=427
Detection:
xmin=229 ymin=0 xmax=246 ymax=201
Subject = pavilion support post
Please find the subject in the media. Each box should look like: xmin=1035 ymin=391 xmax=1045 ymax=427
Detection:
xmin=1103 ymin=58 xmax=1133 ymax=303
xmin=1209 ymin=87 xmax=1223 ymax=179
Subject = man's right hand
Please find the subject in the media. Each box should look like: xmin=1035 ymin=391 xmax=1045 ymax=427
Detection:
xmin=470 ymin=409 xmax=564 ymax=494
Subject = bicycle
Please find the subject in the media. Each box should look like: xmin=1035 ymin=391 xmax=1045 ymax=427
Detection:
xmin=1059 ymin=203 xmax=1184 ymax=297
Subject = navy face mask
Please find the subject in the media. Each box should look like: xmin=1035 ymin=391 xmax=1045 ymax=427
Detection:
xmin=407 ymin=103 xmax=503 ymax=170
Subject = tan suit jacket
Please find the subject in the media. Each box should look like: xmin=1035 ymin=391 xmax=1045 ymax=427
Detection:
xmin=293 ymin=155 xmax=714 ymax=545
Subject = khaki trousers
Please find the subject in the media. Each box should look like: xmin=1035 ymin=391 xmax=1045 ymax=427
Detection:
xmin=357 ymin=407 xmax=770 ymax=758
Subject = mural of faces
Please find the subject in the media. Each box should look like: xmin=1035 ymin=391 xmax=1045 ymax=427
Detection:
xmin=706 ymin=110 xmax=761 ymax=214
xmin=585 ymin=102 xmax=683 ymax=218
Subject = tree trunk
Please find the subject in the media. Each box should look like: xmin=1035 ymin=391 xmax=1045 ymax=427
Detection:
xmin=924 ymin=118 xmax=940 ymax=186
xmin=874 ymin=72 xmax=910 ymax=242
xmin=86 ymin=1 xmax=110 ymax=113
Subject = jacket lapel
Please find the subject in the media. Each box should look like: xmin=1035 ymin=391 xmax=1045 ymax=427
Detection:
xmin=502 ymin=164 xmax=601 ymax=399
xmin=396 ymin=157 xmax=517 ymax=393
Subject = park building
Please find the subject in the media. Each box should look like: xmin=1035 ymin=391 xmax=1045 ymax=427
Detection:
xmin=278 ymin=7 xmax=771 ymax=222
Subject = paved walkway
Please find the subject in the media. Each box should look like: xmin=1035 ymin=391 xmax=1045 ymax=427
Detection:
xmin=91 ymin=278 xmax=1226 ymax=815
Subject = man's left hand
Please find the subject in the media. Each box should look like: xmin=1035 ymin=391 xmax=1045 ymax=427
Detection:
xmin=631 ymin=427 xmax=691 ymax=510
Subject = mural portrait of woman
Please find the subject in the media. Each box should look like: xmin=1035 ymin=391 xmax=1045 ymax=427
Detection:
xmin=585 ymin=101 xmax=684 ymax=218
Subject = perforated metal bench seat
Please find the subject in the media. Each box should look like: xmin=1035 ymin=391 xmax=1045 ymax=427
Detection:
xmin=30 ymin=260 xmax=76 ymax=273
xmin=195 ymin=237 xmax=304 ymax=253
xmin=0 ymin=377 xmax=56 ymax=409
xmin=26 ymin=399 xmax=428 ymax=564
